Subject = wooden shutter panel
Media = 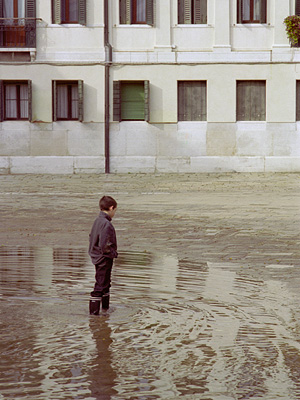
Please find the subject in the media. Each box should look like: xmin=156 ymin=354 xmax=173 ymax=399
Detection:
xmin=52 ymin=81 xmax=57 ymax=122
xmin=184 ymin=0 xmax=192 ymax=24
xmin=237 ymin=0 xmax=242 ymax=23
xmin=296 ymin=0 xmax=300 ymax=16
xmin=28 ymin=80 xmax=32 ymax=122
xmin=0 ymin=0 xmax=3 ymax=47
xmin=78 ymin=80 xmax=84 ymax=122
xmin=78 ymin=0 xmax=86 ymax=25
xmin=144 ymin=80 xmax=150 ymax=122
xmin=194 ymin=0 xmax=206 ymax=24
xmin=296 ymin=81 xmax=300 ymax=121
xmin=0 ymin=81 xmax=4 ymax=122
xmin=25 ymin=0 xmax=36 ymax=47
xmin=146 ymin=0 xmax=153 ymax=25
xmin=53 ymin=0 xmax=61 ymax=24
xmin=260 ymin=0 xmax=266 ymax=23
xmin=113 ymin=81 xmax=121 ymax=121
xmin=119 ymin=0 xmax=131 ymax=24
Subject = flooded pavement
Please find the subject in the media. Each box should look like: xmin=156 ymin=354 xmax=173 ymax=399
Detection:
xmin=1 ymin=173 xmax=300 ymax=399
xmin=1 ymin=246 xmax=300 ymax=400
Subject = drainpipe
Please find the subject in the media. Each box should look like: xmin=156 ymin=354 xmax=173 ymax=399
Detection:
xmin=104 ymin=0 xmax=112 ymax=173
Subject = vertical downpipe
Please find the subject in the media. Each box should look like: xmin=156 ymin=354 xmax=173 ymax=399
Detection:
xmin=104 ymin=0 xmax=112 ymax=173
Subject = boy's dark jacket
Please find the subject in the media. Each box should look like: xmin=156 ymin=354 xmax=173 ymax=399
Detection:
xmin=89 ymin=211 xmax=118 ymax=265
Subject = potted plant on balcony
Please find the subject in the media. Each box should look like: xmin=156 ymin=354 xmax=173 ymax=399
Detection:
xmin=284 ymin=15 xmax=300 ymax=47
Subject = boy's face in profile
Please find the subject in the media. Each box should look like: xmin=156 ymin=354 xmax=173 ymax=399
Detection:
xmin=107 ymin=206 xmax=117 ymax=219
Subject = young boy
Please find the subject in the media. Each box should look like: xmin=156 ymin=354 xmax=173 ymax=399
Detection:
xmin=89 ymin=195 xmax=118 ymax=314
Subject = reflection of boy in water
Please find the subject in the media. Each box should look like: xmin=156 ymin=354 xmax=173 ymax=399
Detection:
xmin=89 ymin=196 xmax=118 ymax=308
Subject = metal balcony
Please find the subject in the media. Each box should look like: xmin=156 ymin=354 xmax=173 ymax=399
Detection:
xmin=0 ymin=18 xmax=36 ymax=48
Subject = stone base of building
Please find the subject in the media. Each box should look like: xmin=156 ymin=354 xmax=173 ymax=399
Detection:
xmin=1 ymin=156 xmax=300 ymax=174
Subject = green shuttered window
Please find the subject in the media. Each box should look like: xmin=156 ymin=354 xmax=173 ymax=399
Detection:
xmin=120 ymin=0 xmax=153 ymax=25
xmin=178 ymin=0 xmax=207 ymax=24
xmin=52 ymin=0 xmax=86 ymax=25
xmin=236 ymin=81 xmax=266 ymax=121
xmin=113 ymin=81 xmax=150 ymax=122
xmin=52 ymin=80 xmax=83 ymax=122
xmin=237 ymin=0 xmax=266 ymax=24
xmin=0 ymin=80 xmax=32 ymax=121
xmin=178 ymin=81 xmax=207 ymax=121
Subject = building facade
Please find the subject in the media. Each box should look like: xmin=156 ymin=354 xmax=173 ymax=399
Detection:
xmin=1 ymin=0 xmax=300 ymax=173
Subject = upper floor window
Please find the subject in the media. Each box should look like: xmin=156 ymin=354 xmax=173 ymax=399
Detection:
xmin=296 ymin=0 xmax=300 ymax=15
xmin=0 ymin=0 xmax=36 ymax=48
xmin=113 ymin=81 xmax=150 ymax=121
xmin=237 ymin=0 xmax=266 ymax=24
xmin=0 ymin=80 xmax=32 ymax=121
xmin=52 ymin=80 xmax=84 ymax=121
xmin=178 ymin=0 xmax=207 ymax=24
xmin=52 ymin=0 xmax=86 ymax=25
xmin=120 ymin=0 xmax=153 ymax=25
xmin=236 ymin=81 xmax=266 ymax=121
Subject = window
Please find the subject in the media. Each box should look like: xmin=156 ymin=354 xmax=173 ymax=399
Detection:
xmin=0 ymin=81 xmax=32 ymax=121
xmin=0 ymin=0 xmax=36 ymax=47
xmin=237 ymin=0 xmax=266 ymax=23
xmin=52 ymin=81 xmax=83 ymax=121
xmin=178 ymin=0 xmax=207 ymax=24
xmin=296 ymin=0 xmax=300 ymax=16
xmin=52 ymin=0 xmax=86 ymax=25
xmin=113 ymin=81 xmax=150 ymax=121
xmin=178 ymin=81 xmax=207 ymax=121
xmin=236 ymin=81 xmax=266 ymax=121
xmin=119 ymin=0 xmax=153 ymax=25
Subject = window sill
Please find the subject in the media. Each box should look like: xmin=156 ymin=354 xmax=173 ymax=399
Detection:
xmin=175 ymin=24 xmax=212 ymax=28
xmin=233 ymin=24 xmax=273 ymax=28
xmin=47 ymin=24 xmax=84 ymax=28
xmin=115 ymin=24 xmax=152 ymax=28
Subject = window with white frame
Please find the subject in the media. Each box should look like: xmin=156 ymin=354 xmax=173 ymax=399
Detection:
xmin=52 ymin=0 xmax=86 ymax=24
xmin=119 ymin=0 xmax=153 ymax=25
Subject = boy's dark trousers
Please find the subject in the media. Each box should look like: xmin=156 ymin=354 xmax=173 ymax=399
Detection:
xmin=90 ymin=257 xmax=113 ymax=314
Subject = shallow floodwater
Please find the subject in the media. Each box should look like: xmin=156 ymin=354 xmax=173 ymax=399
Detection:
xmin=0 ymin=247 xmax=300 ymax=400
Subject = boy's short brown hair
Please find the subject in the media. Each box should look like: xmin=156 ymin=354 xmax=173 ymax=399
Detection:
xmin=99 ymin=195 xmax=117 ymax=211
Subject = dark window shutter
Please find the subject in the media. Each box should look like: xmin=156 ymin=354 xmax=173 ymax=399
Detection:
xmin=52 ymin=0 xmax=61 ymax=24
xmin=237 ymin=81 xmax=266 ymax=121
xmin=184 ymin=0 xmax=192 ymax=24
xmin=296 ymin=0 xmax=300 ymax=16
xmin=120 ymin=0 xmax=131 ymax=24
xmin=194 ymin=0 xmax=207 ymax=24
xmin=78 ymin=0 xmax=86 ymax=25
xmin=297 ymin=81 xmax=300 ymax=121
xmin=113 ymin=81 xmax=121 ymax=121
xmin=237 ymin=0 xmax=242 ymax=23
xmin=144 ymin=80 xmax=150 ymax=122
xmin=178 ymin=81 xmax=207 ymax=121
xmin=0 ymin=80 xmax=4 ymax=122
xmin=78 ymin=80 xmax=84 ymax=122
xmin=52 ymin=81 xmax=57 ymax=121
xmin=260 ymin=0 xmax=266 ymax=23
xmin=178 ymin=0 xmax=184 ymax=24
xmin=146 ymin=0 xmax=153 ymax=25
xmin=0 ymin=0 xmax=3 ymax=46
xmin=28 ymin=80 xmax=32 ymax=122
xmin=25 ymin=0 xmax=36 ymax=47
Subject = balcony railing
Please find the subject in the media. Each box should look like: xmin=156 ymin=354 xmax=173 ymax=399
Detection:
xmin=0 ymin=18 xmax=36 ymax=48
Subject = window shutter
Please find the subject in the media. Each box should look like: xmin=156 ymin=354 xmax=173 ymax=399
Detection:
xmin=144 ymin=80 xmax=150 ymax=122
xmin=52 ymin=81 xmax=57 ymax=122
xmin=260 ymin=0 xmax=266 ymax=23
xmin=78 ymin=80 xmax=84 ymax=122
xmin=120 ymin=0 xmax=131 ymax=24
xmin=113 ymin=81 xmax=121 ymax=122
xmin=0 ymin=0 xmax=3 ymax=47
xmin=237 ymin=0 xmax=242 ymax=23
xmin=184 ymin=0 xmax=192 ymax=24
xmin=296 ymin=81 xmax=300 ymax=121
xmin=296 ymin=0 xmax=300 ymax=16
xmin=0 ymin=80 xmax=4 ymax=122
xmin=78 ymin=0 xmax=86 ymax=25
xmin=146 ymin=0 xmax=153 ymax=25
xmin=194 ymin=0 xmax=207 ymax=24
xmin=25 ymin=0 xmax=36 ymax=47
xmin=28 ymin=80 xmax=32 ymax=122
xmin=52 ymin=0 xmax=61 ymax=24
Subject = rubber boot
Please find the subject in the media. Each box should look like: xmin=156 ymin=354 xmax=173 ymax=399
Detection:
xmin=102 ymin=293 xmax=110 ymax=310
xmin=89 ymin=297 xmax=101 ymax=315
